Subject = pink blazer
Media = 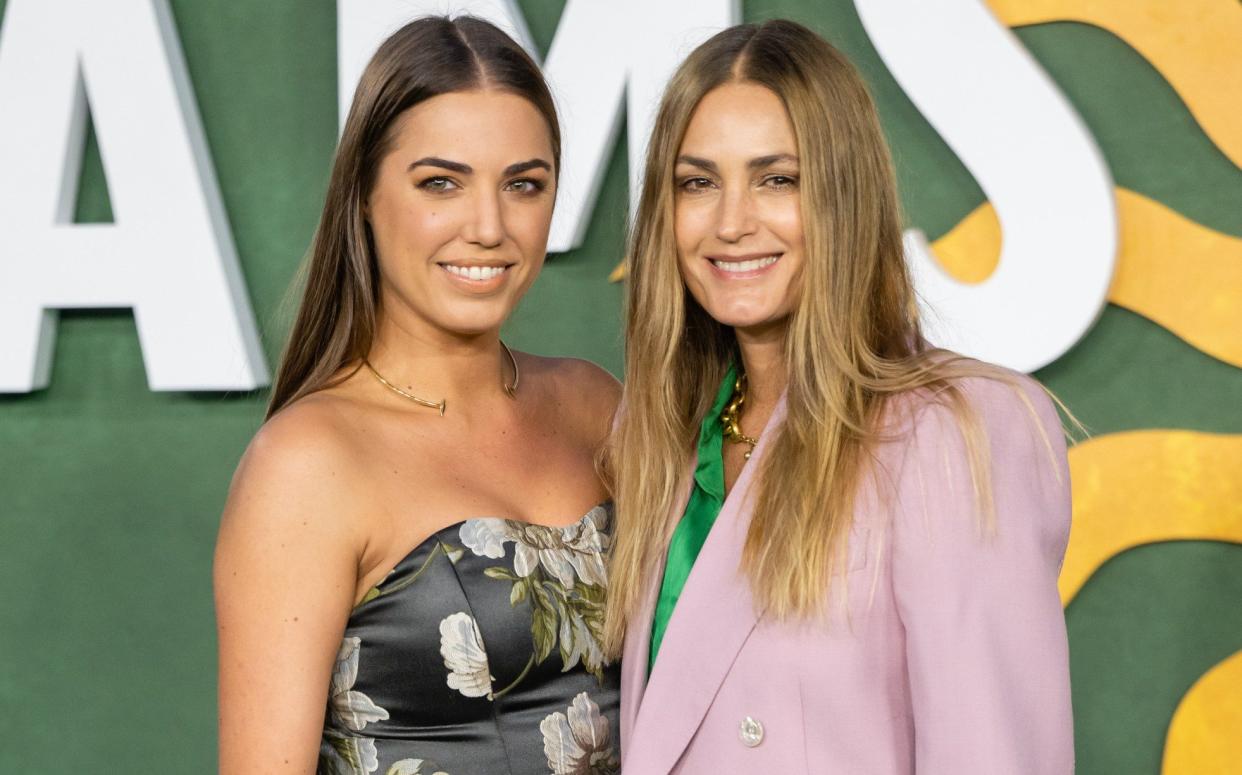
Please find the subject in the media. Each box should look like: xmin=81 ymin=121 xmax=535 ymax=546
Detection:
xmin=620 ymin=376 xmax=1074 ymax=774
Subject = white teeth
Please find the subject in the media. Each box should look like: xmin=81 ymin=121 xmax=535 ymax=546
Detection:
xmin=711 ymin=255 xmax=780 ymax=273
xmin=443 ymin=264 xmax=508 ymax=281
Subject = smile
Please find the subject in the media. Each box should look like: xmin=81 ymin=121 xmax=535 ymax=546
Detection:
xmin=708 ymin=254 xmax=781 ymax=276
xmin=439 ymin=263 xmax=513 ymax=282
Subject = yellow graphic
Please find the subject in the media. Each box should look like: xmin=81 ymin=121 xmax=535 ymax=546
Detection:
xmin=929 ymin=200 xmax=1003 ymax=284
xmin=1109 ymin=191 xmax=1242 ymax=369
xmin=1061 ymin=430 xmax=1242 ymax=605
xmin=1162 ymin=650 xmax=1242 ymax=774
xmin=988 ymin=0 xmax=1242 ymax=170
xmin=932 ymin=189 xmax=1242 ymax=368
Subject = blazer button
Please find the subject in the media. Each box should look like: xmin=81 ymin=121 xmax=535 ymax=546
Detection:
xmin=739 ymin=716 xmax=764 ymax=747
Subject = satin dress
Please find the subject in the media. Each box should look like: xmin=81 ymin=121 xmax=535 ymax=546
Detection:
xmin=319 ymin=504 xmax=620 ymax=775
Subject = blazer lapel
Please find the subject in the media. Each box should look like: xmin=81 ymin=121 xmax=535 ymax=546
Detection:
xmin=624 ymin=397 xmax=788 ymax=774
xmin=619 ymin=463 xmax=694 ymax=748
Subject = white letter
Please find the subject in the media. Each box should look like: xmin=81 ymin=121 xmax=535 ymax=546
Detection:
xmin=337 ymin=0 xmax=739 ymax=253
xmin=0 ymin=0 xmax=268 ymax=392
xmin=855 ymin=0 xmax=1117 ymax=372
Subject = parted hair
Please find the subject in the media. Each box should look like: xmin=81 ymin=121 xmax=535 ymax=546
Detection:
xmin=603 ymin=20 xmax=1043 ymax=657
xmin=267 ymin=16 xmax=559 ymax=418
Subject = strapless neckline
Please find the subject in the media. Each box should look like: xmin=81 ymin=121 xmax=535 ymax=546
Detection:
xmin=355 ymin=501 xmax=611 ymax=612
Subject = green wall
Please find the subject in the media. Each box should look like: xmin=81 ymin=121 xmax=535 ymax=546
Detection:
xmin=1 ymin=1 xmax=1238 ymax=771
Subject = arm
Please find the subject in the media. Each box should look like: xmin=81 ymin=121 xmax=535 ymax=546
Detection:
xmin=214 ymin=410 xmax=362 ymax=774
xmin=891 ymin=376 xmax=1074 ymax=774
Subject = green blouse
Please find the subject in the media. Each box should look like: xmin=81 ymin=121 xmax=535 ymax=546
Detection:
xmin=648 ymin=364 xmax=737 ymax=672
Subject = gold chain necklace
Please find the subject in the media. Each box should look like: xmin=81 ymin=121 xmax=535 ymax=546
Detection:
xmin=720 ymin=373 xmax=760 ymax=459
xmin=363 ymin=340 xmax=519 ymax=417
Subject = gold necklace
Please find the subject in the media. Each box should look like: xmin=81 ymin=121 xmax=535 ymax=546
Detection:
xmin=363 ymin=340 xmax=519 ymax=417
xmin=720 ymin=373 xmax=760 ymax=459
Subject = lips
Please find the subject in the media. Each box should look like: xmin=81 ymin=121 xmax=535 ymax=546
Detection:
xmin=441 ymin=264 xmax=510 ymax=281
xmin=710 ymin=254 xmax=780 ymax=273
xmin=705 ymin=253 xmax=783 ymax=277
xmin=437 ymin=261 xmax=515 ymax=283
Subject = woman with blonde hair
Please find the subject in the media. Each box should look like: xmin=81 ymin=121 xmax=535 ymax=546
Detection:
xmin=215 ymin=16 xmax=621 ymax=774
xmin=608 ymin=19 xmax=1073 ymax=774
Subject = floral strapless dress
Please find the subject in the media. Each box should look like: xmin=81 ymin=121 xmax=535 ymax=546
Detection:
xmin=319 ymin=504 xmax=621 ymax=775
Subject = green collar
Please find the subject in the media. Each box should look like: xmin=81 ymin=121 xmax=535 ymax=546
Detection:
xmin=692 ymin=363 xmax=737 ymax=500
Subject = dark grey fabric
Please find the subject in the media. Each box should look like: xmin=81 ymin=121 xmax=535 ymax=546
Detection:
xmin=319 ymin=504 xmax=621 ymax=775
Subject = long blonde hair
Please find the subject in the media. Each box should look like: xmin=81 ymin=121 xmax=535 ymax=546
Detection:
xmin=604 ymin=20 xmax=1033 ymax=655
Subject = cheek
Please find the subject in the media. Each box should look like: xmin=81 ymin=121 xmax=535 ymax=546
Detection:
xmin=507 ymin=202 xmax=554 ymax=252
xmin=373 ymin=193 xmax=447 ymax=255
xmin=674 ymin=201 xmax=713 ymax=254
xmin=765 ymin=197 xmax=803 ymax=248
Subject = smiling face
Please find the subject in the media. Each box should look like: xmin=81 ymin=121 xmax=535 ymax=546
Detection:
xmin=365 ymin=89 xmax=556 ymax=338
xmin=674 ymin=81 xmax=804 ymax=336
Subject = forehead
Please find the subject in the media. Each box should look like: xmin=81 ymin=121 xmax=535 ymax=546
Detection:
xmin=385 ymin=89 xmax=554 ymax=165
xmin=678 ymin=81 xmax=797 ymax=159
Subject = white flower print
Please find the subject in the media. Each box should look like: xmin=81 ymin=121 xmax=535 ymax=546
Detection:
xmin=540 ymin=692 xmax=619 ymax=774
xmin=558 ymin=605 xmax=604 ymax=675
xmin=439 ymin=612 xmax=494 ymax=699
xmin=459 ymin=507 xmax=610 ymax=588
xmin=387 ymin=760 xmax=450 ymax=775
xmin=459 ymin=518 xmax=510 ymax=559
xmin=330 ymin=637 xmax=390 ymax=731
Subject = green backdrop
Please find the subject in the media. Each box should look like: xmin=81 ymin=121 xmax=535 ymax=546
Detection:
xmin=1 ymin=1 xmax=1239 ymax=772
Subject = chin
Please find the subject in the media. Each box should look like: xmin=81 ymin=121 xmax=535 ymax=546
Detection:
xmin=431 ymin=303 xmax=513 ymax=338
xmin=700 ymin=301 xmax=786 ymax=331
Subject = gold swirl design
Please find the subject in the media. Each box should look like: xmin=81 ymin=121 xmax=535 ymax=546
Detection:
xmin=1062 ymin=430 xmax=1242 ymax=605
xmin=1162 ymin=650 xmax=1242 ymax=773
xmin=987 ymin=0 xmax=1242 ymax=170
xmin=931 ymin=189 xmax=1242 ymax=369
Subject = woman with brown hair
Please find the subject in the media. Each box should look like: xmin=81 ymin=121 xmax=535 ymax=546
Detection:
xmin=214 ymin=16 xmax=620 ymax=774
xmin=607 ymin=19 xmax=1074 ymax=774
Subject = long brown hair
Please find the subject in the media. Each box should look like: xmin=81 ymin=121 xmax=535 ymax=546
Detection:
xmin=605 ymin=20 xmax=1048 ymax=655
xmin=266 ymin=16 xmax=560 ymax=418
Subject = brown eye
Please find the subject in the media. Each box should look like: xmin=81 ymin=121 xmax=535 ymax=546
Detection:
xmin=505 ymin=178 xmax=546 ymax=195
xmin=418 ymin=176 xmax=459 ymax=193
xmin=678 ymin=176 xmax=714 ymax=193
xmin=764 ymin=175 xmax=798 ymax=190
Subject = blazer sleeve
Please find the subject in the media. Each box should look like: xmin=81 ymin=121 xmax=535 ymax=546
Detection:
xmin=891 ymin=376 xmax=1075 ymax=774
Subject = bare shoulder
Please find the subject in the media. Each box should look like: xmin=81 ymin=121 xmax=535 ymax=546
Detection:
xmin=220 ymin=391 xmax=367 ymax=553
xmin=516 ymin=352 xmax=622 ymax=437
xmin=214 ymin=391 xmax=369 ymax=772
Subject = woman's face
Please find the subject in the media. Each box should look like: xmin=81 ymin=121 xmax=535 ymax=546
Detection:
xmin=674 ymin=82 xmax=803 ymax=336
xmin=366 ymin=90 xmax=556 ymax=338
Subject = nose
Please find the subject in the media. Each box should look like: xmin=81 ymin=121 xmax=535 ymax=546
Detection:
xmin=715 ymin=186 xmax=757 ymax=243
xmin=463 ymin=187 xmax=505 ymax=249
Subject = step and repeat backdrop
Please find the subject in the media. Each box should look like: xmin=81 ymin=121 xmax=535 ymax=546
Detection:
xmin=0 ymin=0 xmax=1238 ymax=772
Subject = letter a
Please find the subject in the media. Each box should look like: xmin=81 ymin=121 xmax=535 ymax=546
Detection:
xmin=0 ymin=0 xmax=268 ymax=391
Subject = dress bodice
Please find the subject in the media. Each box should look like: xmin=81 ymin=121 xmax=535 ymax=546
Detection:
xmin=319 ymin=504 xmax=621 ymax=775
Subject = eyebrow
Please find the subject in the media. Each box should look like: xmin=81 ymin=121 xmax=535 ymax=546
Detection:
xmin=675 ymin=153 xmax=800 ymax=174
xmin=675 ymin=155 xmax=718 ymax=174
xmin=408 ymin=157 xmax=471 ymax=174
xmin=406 ymin=157 xmax=553 ymax=176
xmin=503 ymin=159 xmax=553 ymax=176
xmin=747 ymin=153 xmax=799 ymax=170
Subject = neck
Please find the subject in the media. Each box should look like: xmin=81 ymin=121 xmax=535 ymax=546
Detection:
xmin=735 ymin=322 xmax=787 ymax=411
xmin=366 ymin=311 xmax=513 ymax=405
